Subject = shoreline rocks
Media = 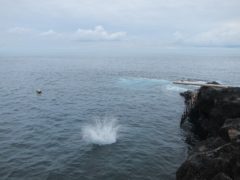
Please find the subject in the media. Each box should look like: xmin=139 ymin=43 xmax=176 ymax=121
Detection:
xmin=177 ymin=86 xmax=240 ymax=180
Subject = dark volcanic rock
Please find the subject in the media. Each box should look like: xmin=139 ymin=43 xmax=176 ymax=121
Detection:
xmin=207 ymin=81 xmax=220 ymax=85
xmin=212 ymin=173 xmax=232 ymax=180
xmin=177 ymin=87 xmax=240 ymax=180
xmin=188 ymin=87 xmax=240 ymax=138
xmin=220 ymin=118 xmax=240 ymax=141
xmin=180 ymin=90 xmax=193 ymax=104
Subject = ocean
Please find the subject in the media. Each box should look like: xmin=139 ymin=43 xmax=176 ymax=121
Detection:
xmin=0 ymin=54 xmax=239 ymax=180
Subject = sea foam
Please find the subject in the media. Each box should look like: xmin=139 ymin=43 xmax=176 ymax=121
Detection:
xmin=165 ymin=84 xmax=188 ymax=92
xmin=82 ymin=117 xmax=120 ymax=145
xmin=118 ymin=77 xmax=188 ymax=92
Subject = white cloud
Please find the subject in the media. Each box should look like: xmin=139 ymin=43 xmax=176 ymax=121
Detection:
xmin=74 ymin=26 xmax=126 ymax=41
xmin=174 ymin=21 xmax=240 ymax=47
xmin=7 ymin=25 xmax=127 ymax=42
xmin=40 ymin=29 xmax=61 ymax=36
xmin=8 ymin=27 xmax=33 ymax=34
xmin=192 ymin=21 xmax=240 ymax=46
xmin=173 ymin=31 xmax=185 ymax=42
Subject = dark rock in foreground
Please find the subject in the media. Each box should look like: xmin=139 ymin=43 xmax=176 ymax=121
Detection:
xmin=177 ymin=86 xmax=240 ymax=180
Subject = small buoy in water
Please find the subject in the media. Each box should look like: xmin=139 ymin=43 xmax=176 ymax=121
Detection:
xmin=36 ymin=89 xmax=42 ymax=95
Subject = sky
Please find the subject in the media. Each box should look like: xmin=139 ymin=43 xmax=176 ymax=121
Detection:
xmin=0 ymin=0 xmax=240 ymax=55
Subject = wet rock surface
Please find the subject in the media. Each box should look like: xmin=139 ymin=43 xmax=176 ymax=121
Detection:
xmin=177 ymin=87 xmax=240 ymax=180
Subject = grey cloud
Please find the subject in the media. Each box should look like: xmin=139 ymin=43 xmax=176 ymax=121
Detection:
xmin=1 ymin=0 xmax=240 ymax=51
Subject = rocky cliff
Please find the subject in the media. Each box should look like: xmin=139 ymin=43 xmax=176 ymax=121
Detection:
xmin=177 ymin=86 xmax=240 ymax=180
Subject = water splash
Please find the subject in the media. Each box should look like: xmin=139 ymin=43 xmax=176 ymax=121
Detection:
xmin=82 ymin=117 xmax=120 ymax=145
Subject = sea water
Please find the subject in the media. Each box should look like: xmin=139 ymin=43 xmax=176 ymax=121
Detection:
xmin=0 ymin=54 xmax=239 ymax=180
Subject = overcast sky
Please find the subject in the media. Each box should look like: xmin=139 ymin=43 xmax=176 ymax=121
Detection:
xmin=1 ymin=0 xmax=240 ymax=54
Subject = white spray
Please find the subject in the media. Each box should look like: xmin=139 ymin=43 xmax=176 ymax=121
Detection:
xmin=82 ymin=117 xmax=120 ymax=145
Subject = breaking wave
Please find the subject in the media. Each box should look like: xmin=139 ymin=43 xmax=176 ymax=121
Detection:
xmin=118 ymin=77 xmax=188 ymax=92
xmin=165 ymin=84 xmax=188 ymax=92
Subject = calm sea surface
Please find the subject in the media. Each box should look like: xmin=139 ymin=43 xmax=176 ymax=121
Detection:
xmin=0 ymin=54 xmax=239 ymax=180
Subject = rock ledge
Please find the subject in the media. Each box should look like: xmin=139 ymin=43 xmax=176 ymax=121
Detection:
xmin=177 ymin=86 xmax=240 ymax=180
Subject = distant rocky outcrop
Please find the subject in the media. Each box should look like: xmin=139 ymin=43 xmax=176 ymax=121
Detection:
xmin=177 ymin=86 xmax=240 ymax=180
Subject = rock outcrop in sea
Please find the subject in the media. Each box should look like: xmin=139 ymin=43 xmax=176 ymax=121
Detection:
xmin=177 ymin=86 xmax=240 ymax=180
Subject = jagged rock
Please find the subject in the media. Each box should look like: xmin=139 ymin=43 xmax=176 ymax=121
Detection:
xmin=220 ymin=118 xmax=240 ymax=141
xmin=187 ymin=87 xmax=240 ymax=138
xmin=177 ymin=87 xmax=240 ymax=180
xmin=177 ymin=141 xmax=240 ymax=180
xmin=211 ymin=173 xmax=232 ymax=180
xmin=180 ymin=90 xmax=194 ymax=104
xmin=207 ymin=81 xmax=220 ymax=85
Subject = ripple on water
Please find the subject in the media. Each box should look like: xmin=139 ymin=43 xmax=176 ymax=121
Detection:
xmin=2 ymin=55 xmax=238 ymax=179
